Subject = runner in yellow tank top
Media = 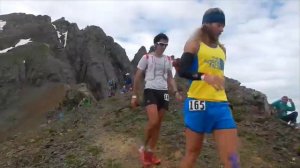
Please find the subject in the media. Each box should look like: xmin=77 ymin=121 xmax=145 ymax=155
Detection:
xmin=178 ymin=8 xmax=240 ymax=168
xmin=188 ymin=41 xmax=227 ymax=101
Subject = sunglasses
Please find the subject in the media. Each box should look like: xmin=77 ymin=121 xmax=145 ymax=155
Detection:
xmin=157 ymin=42 xmax=168 ymax=47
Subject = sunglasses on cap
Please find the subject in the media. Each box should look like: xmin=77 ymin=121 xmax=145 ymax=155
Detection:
xmin=157 ymin=42 xmax=168 ymax=47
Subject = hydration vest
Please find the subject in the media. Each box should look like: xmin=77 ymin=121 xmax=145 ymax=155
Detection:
xmin=144 ymin=54 xmax=172 ymax=81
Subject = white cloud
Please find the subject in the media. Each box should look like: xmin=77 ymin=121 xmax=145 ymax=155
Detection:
xmin=1 ymin=0 xmax=299 ymax=121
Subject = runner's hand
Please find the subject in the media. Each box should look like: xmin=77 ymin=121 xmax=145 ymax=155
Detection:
xmin=203 ymin=74 xmax=224 ymax=91
xmin=131 ymin=96 xmax=139 ymax=108
xmin=175 ymin=92 xmax=183 ymax=101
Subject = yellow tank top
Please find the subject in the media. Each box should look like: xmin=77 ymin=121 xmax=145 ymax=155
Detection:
xmin=187 ymin=42 xmax=228 ymax=101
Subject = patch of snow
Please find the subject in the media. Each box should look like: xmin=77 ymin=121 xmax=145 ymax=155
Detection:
xmin=0 ymin=20 xmax=7 ymax=31
xmin=15 ymin=39 xmax=32 ymax=47
xmin=0 ymin=47 xmax=14 ymax=54
xmin=62 ymin=31 xmax=68 ymax=48
xmin=52 ymin=23 xmax=57 ymax=30
xmin=0 ymin=38 xmax=32 ymax=54
xmin=57 ymin=31 xmax=62 ymax=43
xmin=52 ymin=24 xmax=63 ymax=43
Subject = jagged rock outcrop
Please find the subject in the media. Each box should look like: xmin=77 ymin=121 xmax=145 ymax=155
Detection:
xmin=225 ymin=77 xmax=271 ymax=117
xmin=61 ymin=83 xmax=97 ymax=110
xmin=0 ymin=13 xmax=57 ymax=49
xmin=130 ymin=46 xmax=147 ymax=69
xmin=0 ymin=13 xmax=132 ymax=110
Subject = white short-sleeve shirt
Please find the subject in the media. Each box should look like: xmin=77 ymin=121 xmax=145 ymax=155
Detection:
xmin=137 ymin=54 xmax=172 ymax=90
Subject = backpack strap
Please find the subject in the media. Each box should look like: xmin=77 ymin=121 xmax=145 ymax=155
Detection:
xmin=166 ymin=56 xmax=172 ymax=68
xmin=144 ymin=54 xmax=151 ymax=71
xmin=167 ymin=56 xmax=171 ymax=61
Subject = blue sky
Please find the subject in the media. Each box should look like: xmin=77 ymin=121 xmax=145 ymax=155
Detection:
xmin=1 ymin=0 xmax=299 ymax=121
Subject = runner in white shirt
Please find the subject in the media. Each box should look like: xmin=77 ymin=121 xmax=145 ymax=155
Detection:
xmin=131 ymin=33 xmax=182 ymax=166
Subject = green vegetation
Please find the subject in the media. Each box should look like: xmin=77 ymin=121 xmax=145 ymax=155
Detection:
xmin=105 ymin=159 xmax=123 ymax=168
xmin=0 ymin=91 xmax=299 ymax=167
xmin=87 ymin=145 xmax=103 ymax=156
xmin=65 ymin=154 xmax=84 ymax=167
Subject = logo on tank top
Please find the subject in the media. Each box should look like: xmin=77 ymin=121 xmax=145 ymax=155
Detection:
xmin=204 ymin=57 xmax=224 ymax=70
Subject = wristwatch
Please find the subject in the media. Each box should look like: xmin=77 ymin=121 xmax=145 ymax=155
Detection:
xmin=201 ymin=74 xmax=205 ymax=80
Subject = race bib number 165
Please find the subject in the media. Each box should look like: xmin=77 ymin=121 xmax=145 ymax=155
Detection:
xmin=189 ymin=100 xmax=206 ymax=111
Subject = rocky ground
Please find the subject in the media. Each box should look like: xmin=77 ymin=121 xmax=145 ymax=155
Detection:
xmin=0 ymin=90 xmax=299 ymax=168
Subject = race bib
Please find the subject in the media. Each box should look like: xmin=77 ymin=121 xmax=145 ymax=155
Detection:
xmin=189 ymin=100 xmax=206 ymax=111
xmin=164 ymin=93 xmax=169 ymax=101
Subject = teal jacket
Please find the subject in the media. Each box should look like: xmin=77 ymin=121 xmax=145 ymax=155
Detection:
xmin=271 ymin=100 xmax=296 ymax=118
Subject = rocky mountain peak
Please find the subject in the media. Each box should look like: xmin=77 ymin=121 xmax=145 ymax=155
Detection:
xmin=131 ymin=46 xmax=147 ymax=68
xmin=0 ymin=13 xmax=132 ymax=110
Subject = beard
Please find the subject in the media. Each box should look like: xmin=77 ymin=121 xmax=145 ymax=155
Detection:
xmin=207 ymin=29 xmax=218 ymax=42
xmin=203 ymin=25 xmax=218 ymax=42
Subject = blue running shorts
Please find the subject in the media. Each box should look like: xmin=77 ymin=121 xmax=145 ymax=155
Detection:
xmin=183 ymin=98 xmax=237 ymax=133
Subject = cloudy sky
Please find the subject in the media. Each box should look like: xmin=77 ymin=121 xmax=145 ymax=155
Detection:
xmin=1 ymin=0 xmax=299 ymax=121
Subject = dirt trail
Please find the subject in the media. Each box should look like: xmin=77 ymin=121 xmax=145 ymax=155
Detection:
xmin=22 ymin=84 xmax=67 ymax=123
xmin=88 ymin=96 xmax=186 ymax=168
xmin=0 ymin=83 xmax=68 ymax=141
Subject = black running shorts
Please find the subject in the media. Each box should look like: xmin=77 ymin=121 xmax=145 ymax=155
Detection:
xmin=144 ymin=89 xmax=169 ymax=110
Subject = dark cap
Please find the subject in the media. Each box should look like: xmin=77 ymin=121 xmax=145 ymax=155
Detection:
xmin=202 ymin=8 xmax=225 ymax=25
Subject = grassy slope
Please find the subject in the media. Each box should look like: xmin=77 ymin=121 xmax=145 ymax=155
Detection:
xmin=0 ymin=89 xmax=299 ymax=168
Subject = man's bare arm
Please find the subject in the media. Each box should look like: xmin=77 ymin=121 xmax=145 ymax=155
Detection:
xmin=132 ymin=69 xmax=144 ymax=96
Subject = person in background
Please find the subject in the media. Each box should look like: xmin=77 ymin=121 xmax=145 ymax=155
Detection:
xmin=124 ymin=73 xmax=132 ymax=92
xmin=271 ymin=96 xmax=298 ymax=126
